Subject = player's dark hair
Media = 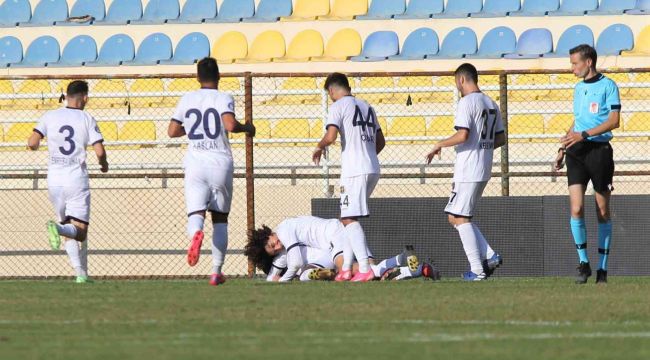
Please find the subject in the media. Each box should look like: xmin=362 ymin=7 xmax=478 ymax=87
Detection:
xmin=245 ymin=225 xmax=274 ymax=274
xmin=454 ymin=63 xmax=479 ymax=84
xmin=66 ymin=80 xmax=89 ymax=97
xmin=570 ymin=44 xmax=597 ymax=68
xmin=197 ymin=57 xmax=220 ymax=83
xmin=323 ymin=72 xmax=351 ymax=92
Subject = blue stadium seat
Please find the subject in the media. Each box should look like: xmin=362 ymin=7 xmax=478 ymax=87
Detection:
xmin=167 ymin=0 xmax=217 ymax=23
xmin=350 ymin=31 xmax=399 ymax=62
xmin=19 ymin=0 xmax=68 ymax=26
xmin=0 ymin=36 xmax=23 ymax=67
xmin=587 ymin=0 xmax=636 ymax=15
xmin=95 ymin=0 xmax=143 ymax=25
xmin=57 ymin=0 xmax=105 ymax=24
xmin=244 ymin=0 xmax=292 ymax=22
xmin=389 ymin=28 xmax=439 ymax=60
xmin=428 ymin=27 xmax=477 ymax=58
xmin=548 ymin=25 xmax=593 ymax=57
xmin=131 ymin=0 xmax=180 ymax=24
xmin=160 ymin=32 xmax=210 ymax=65
xmin=85 ymin=34 xmax=135 ymax=66
xmin=123 ymin=33 xmax=172 ymax=66
xmin=394 ymin=0 xmax=443 ymax=19
xmin=431 ymin=0 xmax=482 ymax=18
xmin=205 ymin=0 xmax=254 ymax=23
xmin=466 ymin=26 xmax=516 ymax=58
xmin=549 ymin=0 xmax=597 ymax=16
xmin=472 ymin=0 xmax=521 ymax=17
xmin=12 ymin=36 xmax=59 ymax=67
xmin=0 ymin=0 xmax=31 ymax=27
xmin=626 ymin=0 xmax=650 ymax=14
xmin=596 ymin=24 xmax=634 ymax=55
xmin=357 ymin=0 xmax=406 ymax=20
xmin=510 ymin=0 xmax=559 ymax=16
xmin=504 ymin=28 xmax=553 ymax=58
xmin=49 ymin=35 xmax=97 ymax=67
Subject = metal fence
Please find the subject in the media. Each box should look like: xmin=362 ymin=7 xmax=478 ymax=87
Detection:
xmin=0 ymin=69 xmax=648 ymax=279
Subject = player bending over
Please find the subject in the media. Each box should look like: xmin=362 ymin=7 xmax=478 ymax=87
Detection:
xmin=168 ymin=57 xmax=255 ymax=286
xmin=28 ymin=80 xmax=108 ymax=283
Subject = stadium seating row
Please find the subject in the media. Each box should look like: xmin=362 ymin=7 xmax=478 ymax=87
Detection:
xmin=1 ymin=24 xmax=648 ymax=67
xmin=2 ymin=113 xmax=650 ymax=147
xmin=1 ymin=0 xmax=648 ymax=27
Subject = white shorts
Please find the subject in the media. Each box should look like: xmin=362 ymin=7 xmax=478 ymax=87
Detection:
xmin=306 ymin=247 xmax=336 ymax=270
xmin=444 ymin=181 xmax=488 ymax=218
xmin=184 ymin=166 xmax=233 ymax=215
xmin=339 ymin=173 xmax=380 ymax=218
xmin=48 ymin=186 xmax=91 ymax=224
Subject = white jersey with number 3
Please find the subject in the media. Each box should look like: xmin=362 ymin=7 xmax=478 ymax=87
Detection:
xmin=453 ymin=92 xmax=504 ymax=182
xmin=326 ymin=96 xmax=381 ymax=178
xmin=172 ymin=89 xmax=234 ymax=169
xmin=35 ymin=107 xmax=104 ymax=188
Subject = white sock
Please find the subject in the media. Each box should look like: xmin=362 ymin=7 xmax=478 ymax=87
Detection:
xmin=370 ymin=264 xmax=381 ymax=277
xmin=56 ymin=223 xmax=78 ymax=239
xmin=344 ymin=222 xmax=370 ymax=273
xmin=473 ymin=223 xmax=495 ymax=260
xmin=187 ymin=214 xmax=204 ymax=238
xmin=64 ymin=240 xmax=85 ymax=277
xmin=457 ymin=223 xmax=483 ymax=274
xmin=80 ymin=239 xmax=88 ymax=275
xmin=342 ymin=237 xmax=354 ymax=272
xmin=300 ymin=269 xmax=315 ymax=281
xmin=211 ymin=223 xmax=228 ymax=274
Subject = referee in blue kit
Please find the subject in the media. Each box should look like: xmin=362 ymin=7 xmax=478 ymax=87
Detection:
xmin=554 ymin=44 xmax=621 ymax=284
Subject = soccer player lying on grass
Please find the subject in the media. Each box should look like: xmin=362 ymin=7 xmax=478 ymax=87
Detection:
xmin=245 ymin=216 xmax=440 ymax=282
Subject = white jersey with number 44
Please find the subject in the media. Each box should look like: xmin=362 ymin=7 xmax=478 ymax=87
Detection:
xmin=172 ymin=89 xmax=235 ymax=169
xmin=35 ymin=107 xmax=104 ymax=188
xmin=326 ymin=96 xmax=381 ymax=178
xmin=453 ymin=92 xmax=505 ymax=183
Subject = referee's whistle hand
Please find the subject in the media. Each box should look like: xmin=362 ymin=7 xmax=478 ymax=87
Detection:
xmin=561 ymin=131 xmax=583 ymax=148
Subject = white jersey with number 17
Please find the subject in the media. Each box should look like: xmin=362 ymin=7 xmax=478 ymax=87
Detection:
xmin=453 ymin=92 xmax=504 ymax=183
xmin=172 ymin=89 xmax=234 ymax=169
xmin=325 ymin=96 xmax=381 ymax=178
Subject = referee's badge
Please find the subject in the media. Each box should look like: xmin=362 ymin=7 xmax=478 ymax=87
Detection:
xmin=589 ymin=102 xmax=599 ymax=114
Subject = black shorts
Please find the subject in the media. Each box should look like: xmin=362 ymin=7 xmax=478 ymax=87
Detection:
xmin=566 ymin=141 xmax=614 ymax=193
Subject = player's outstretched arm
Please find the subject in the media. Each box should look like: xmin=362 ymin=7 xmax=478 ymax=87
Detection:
xmin=376 ymin=129 xmax=386 ymax=155
xmin=313 ymin=126 xmax=338 ymax=165
xmin=222 ymin=113 xmax=255 ymax=136
xmin=27 ymin=131 xmax=43 ymax=151
xmin=93 ymin=142 xmax=109 ymax=173
xmin=425 ymin=129 xmax=469 ymax=164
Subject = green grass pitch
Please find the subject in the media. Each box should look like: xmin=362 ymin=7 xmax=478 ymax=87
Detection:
xmin=1 ymin=277 xmax=650 ymax=359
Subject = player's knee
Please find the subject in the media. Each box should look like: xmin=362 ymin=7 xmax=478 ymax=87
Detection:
xmin=570 ymin=205 xmax=584 ymax=218
xmin=596 ymin=207 xmax=610 ymax=222
xmin=76 ymin=227 xmax=88 ymax=242
xmin=210 ymin=211 xmax=229 ymax=224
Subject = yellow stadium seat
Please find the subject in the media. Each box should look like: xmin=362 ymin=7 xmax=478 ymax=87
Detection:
xmin=310 ymin=119 xmax=323 ymax=138
xmin=508 ymin=114 xmax=544 ymax=142
xmin=357 ymin=77 xmax=395 ymax=104
xmin=15 ymin=80 xmax=56 ymax=110
xmin=510 ymin=74 xmax=550 ymax=101
xmin=546 ymin=114 xmax=573 ymax=135
xmin=377 ymin=117 xmax=388 ymax=135
xmin=4 ymin=123 xmax=36 ymax=151
xmin=623 ymin=113 xmax=650 ymax=142
xmin=0 ymin=80 xmax=15 ymax=109
xmin=388 ymin=117 xmax=426 ymax=140
xmin=418 ymin=76 xmax=455 ymax=103
xmin=168 ymin=78 xmax=199 ymax=93
xmin=426 ymin=116 xmax=455 ymax=137
xmin=54 ymin=80 xmax=71 ymax=95
xmin=273 ymin=119 xmax=310 ymax=139
xmin=318 ymin=0 xmax=367 ymax=20
xmin=119 ymin=121 xmax=156 ymax=149
xmin=275 ymin=30 xmax=324 ymax=62
xmin=266 ymin=77 xmax=321 ymax=105
xmin=0 ymin=124 xmax=3 ymax=141
xmin=97 ymin=121 xmax=118 ymax=142
xmin=547 ymin=74 xmax=577 ymax=101
xmin=281 ymin=0 xmax=329 ymax=21
xmin=624 ymin=72 xmax=648 ymax=100
xmin=236 ymin=31 xmax=285 ymax=64
xmin=220 ymin=77 xmax=241 ymax=92
xmin=622 ymin=26 xmax=650 ymax=56
xmin=254 ymin=119 xmax=271 ymax=140
xmin=90 ymin=80 xmax=128 ymax=109
xmin=129 ymin=79 xmax=165 ymax=108
xmin=312 ymin=29 xmax=362 ymax=62
xmin=212 ymin=32 xmax=248 ymax=64
xmin=395 ymin=76 xmax=434 ymax=100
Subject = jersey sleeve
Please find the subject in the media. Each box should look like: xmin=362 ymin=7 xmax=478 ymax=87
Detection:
xmin=217 ymin=94 xmax=236 ymax=118
xmin=325 ymin=102 xmax=342 ymax=130
xmin=605 ymin=81 xmax=621 ymax=112
xmin=171 ymin=95 xmax=187 ymax=124
xmin=494 ymin=104 xmax=505 ymax=134
xmin=87 ymin=115 xmax=104 ymax=145
xmin=266 ymin=254 xmax=287 ymax=282
xmin=34 ymin=114 xmax=48 ymax=137
xmin=278 ymin=248 xmax=306 ymax=282
xmin=454 ymin=99 xmax=472 ymax=131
